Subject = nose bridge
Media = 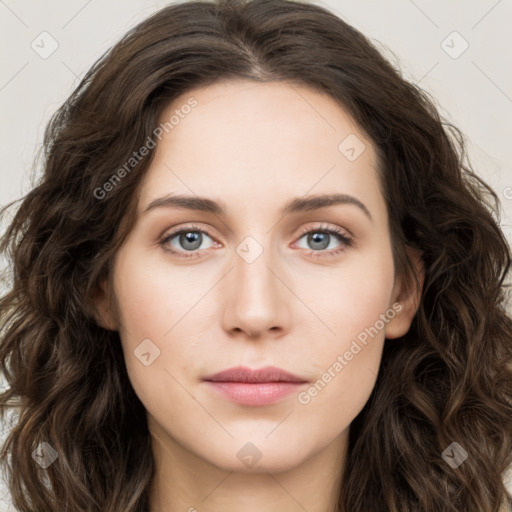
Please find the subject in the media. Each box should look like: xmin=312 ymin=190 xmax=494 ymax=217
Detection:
xmin=236 ymin=240 xmax=272 ymax=294
xmin=222 ymin=232 xmax=287 ymax=336
xmin=234 ymin=233 xmax=278 ymax=306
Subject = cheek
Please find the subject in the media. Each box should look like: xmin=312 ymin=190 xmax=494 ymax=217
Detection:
xmin=110 ymin=246 xmax=217 ymax=412
xmin=295 ymin=304 xmax=390 ymax=449
xmin=296 ymin=244 xmax=394 ymax=409
xmin=112 ymin=245 xmax=202 ymax=344
xmin=305 ymin=241 xmax=395 ymax=348
xmin=109 ymin=250 xmax=178 ymax=399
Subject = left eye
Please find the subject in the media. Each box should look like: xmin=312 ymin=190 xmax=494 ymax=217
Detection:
xmin=295 ymin=229 xmax=349 ymax=252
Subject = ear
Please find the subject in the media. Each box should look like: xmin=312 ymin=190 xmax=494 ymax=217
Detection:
xmin=385 ymin=246 xmax=424 ymax=339
xmin=89 ymin=277 xmax=118 ymax=331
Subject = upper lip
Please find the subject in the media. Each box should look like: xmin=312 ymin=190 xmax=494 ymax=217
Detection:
xmin=203 ymin=365 xmax=308 ymax=383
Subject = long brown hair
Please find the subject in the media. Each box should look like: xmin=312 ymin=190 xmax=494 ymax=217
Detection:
xmin=1 ymin=0 xmax=511 ymax=510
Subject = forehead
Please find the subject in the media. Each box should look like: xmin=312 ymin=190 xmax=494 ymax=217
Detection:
xmin=137 ymin=79 xmax=386 ymax=224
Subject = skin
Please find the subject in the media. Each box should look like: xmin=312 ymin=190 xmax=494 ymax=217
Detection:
xmin=94 ymin=79 xmax=423 ymax=512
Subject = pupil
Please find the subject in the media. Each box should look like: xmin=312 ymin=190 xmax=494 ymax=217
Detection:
xmin=181 ymin=232 xmax=201 ymax=250
xmin=309 ymin=232 xmax=329 ymax=250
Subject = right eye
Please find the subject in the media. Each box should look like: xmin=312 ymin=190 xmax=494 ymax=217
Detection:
xmin=159 ymin=225 xmax=218 ymax=259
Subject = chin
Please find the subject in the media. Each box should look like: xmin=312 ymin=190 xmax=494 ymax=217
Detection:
xmin=193 ymin=437 xmax=313 ymax=474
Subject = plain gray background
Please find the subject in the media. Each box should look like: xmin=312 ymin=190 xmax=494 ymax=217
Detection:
xmin=1 ymin=0 xmax=511 ymax=509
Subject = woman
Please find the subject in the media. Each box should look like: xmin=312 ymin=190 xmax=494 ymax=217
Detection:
xmin=1 ymin=0 xmax=511 ymax=510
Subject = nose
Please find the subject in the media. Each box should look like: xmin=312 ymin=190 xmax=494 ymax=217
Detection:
xmin=221 ymin=239 xmax=290 ymax=339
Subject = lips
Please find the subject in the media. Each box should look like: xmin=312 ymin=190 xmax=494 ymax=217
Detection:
xmin=203 ymin=366 xmax=308 ymax=406
xmin=203 ymin=365 xmax=308 ymax=383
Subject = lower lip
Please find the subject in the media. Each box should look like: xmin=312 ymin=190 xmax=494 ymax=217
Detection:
xmin=204 ymin=381 xmax=306 ymax=406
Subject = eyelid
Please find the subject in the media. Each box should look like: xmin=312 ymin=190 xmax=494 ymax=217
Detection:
xmin=159 ymin=223 xmax=216 ymax=240
xmin=159 ymin=222 xmax=355 ymax=259
xmin=294 ymin=222 xmax=353 ymax=240
xmin=160 ymin=222 xmax=353 ymax=242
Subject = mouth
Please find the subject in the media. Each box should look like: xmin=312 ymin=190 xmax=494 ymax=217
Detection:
xmin=202 ymin=365 xmax=308 ymax=406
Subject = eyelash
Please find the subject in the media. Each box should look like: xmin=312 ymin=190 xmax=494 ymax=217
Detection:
xmin=159 ymin=223 xmax=354 ymax=260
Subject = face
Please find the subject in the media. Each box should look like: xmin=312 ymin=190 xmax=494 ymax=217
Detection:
xmin=96 ymin=79 xmax=419 ymax=474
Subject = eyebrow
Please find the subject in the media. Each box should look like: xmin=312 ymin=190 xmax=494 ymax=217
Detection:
xmin=143 ymin=192 xmax=372 ymax=221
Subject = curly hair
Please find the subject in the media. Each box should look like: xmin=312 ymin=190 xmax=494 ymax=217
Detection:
xmin=1 ymin=0 xmax=511 ymax=510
